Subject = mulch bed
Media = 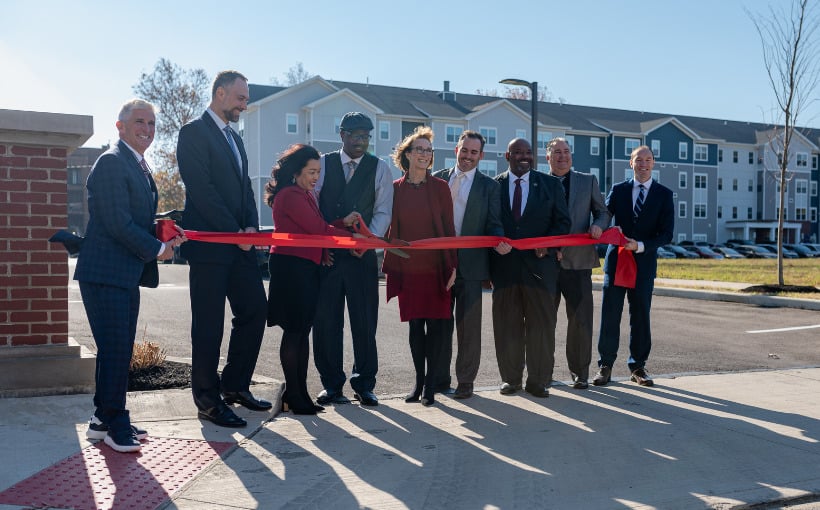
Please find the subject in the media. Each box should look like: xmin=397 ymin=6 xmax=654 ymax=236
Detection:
xmin=129 ymin=360 xmax=192 ymax=391
xmin=741 ymin=284 xmax=820 ymax=294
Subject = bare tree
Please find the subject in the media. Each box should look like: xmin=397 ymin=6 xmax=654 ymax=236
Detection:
xmin=133 ymin=58 xmax=210 ymax=212
xmin=475 ymin=85 xmax=559 ymax=102
xmin=270 ymin=62 xmax=314 ymax=86
xmin=748 ymin=0 xmax=819 ymax=285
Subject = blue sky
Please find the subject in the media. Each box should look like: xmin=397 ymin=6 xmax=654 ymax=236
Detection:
xmin=3 ymin=0 xmax=818 ymax=150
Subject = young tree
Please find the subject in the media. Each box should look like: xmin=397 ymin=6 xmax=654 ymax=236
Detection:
xmin=475 ymin=84 xmax=557 ymax=102
xmin=270 ymin=62 xmax=314 ymax=86
xmin=748 ymin=0 xmax=820 ymax=285
xmin=133 ymin=58 xmax=210 ymax=212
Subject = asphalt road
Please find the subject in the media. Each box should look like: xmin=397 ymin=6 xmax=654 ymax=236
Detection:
xmin=67 ymin=259 xmax=820 ymax=400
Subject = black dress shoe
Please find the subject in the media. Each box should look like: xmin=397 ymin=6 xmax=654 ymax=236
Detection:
xmin=592 ymin=366 xmax=612 ymax=386
xmin=630 ymin=367 xmax=654 ymax=387
xmin=316 ymin=390 xmax=351 ymax=406
xmin=499 ymin=382 xmax=522 ymax=395
xmin=354 ymin=390 xmax=379 ymax=406
xmin=571 ymin=375 xmax=589 ymax=390
xmin=223 ymin=391 xmax=272 ymax=411
xmin=453 ymin=383 xmax=474 ymax=399
xmin=525 ymin=384 xmax=550 ymax=398
xmin=198 ymin=405 xmax=247 ymax=428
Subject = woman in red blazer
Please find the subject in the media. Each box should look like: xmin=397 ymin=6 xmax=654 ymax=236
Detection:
xmin=383 ymin=126 xmax=457 ymax=406
xmin=264 ymin=144 xmax=362 ymax=414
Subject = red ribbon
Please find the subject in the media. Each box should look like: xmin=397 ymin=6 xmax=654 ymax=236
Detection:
xmin=175 ymin=225 xmax=637 ymax=288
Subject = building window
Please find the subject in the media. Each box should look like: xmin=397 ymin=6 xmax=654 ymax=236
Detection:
xmin=748 ymin=179 xmax=754 ymax=192
xmin=286 ymin=113 xmax=298 ymax=134
xmin=479 ymin=127 xmax=497 ymax=146
xmin=717 ymin=178 xmax=722 ymax=190
xmin=537 ymin=131 xmax=553 ymax=151
xmin=717 ymin=206 xmax=722 ymax=218
xmin=811 ymin=181 xmax=818 ymax=196
xmin=732 ymin=206 xmax=738 ymax=219
xmin=718 ymin=149 xmax=723 ymax=162
xmin=237 ymin=118 xmax=245 ymax=138
xmin=445 ymin=125 xmax=463 ymax=144
xmin=515 ymin=129 xmax=526 ymax=140
xmin=68 ymin=168 xmax=81 ymax=185
xmin=796 ymin=207 xmax=807 ymax=221
xmin=478 ymin=160 xmax=497 ymax=177
xmin=748 ymin=151 xmax=754 ymax=164
xmin=678 ymin=201 xmax=687 ymax=218
xmin=625 ymin=138 xmax=640 ymax=156
xmin=379 ymin=121 xmax=390 ymax=141
xmin=732 ymin=150 xmax=738 ymax=163
xmin=732 ymin=178 xmax=738 ymax=191
xmin=695 ymin=174 xmax=707 ymax=189
xmin=694 ymin=204 xmax=707 ymax=218
xmin=679 ymin=142 xmax=688 ymax=160
xmin=565 ymin=135 xmax=574 ymax=153
xmin=590 ymin=138 xmax=600 ymax=156
xmin=695 ymin=144 xmax=708 ymax=161
xmin=812 ymin=154 xmax=818 ymax=169
xmin=679 ymin=172 xmax=687 ymax=188
xmin=747 ymin=207 xmax=753 ymax=219
xmin=678 ymin=233 xmax=687 ymax=243
xmin=651 ymin=140 xmax=661 ymax=158
xmin=778 ymin=152 xmax=783 ymax=165
xmin=796 ymin=179 xmax=808 ymax=194
xmin=589 ymin=167 xmax=600 ymax=181
xmin=811 ymin=207 xmax=817 ymax=222
xmin=797 ymin=153 xmax=808 ymax=167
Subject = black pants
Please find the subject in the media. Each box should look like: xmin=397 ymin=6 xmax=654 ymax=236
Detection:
xmin=408 ymin=318 xmax=449 ymax=398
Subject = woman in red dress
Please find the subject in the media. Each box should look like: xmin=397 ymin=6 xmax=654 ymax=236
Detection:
xmin=383 ymin=126 xmax=457 ymax=406
xmin=264 ymin=144 xmax=362 ymax=414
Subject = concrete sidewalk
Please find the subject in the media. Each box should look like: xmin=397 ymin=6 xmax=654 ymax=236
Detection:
xmin=2 ymin=369 xmax=820 ymax=509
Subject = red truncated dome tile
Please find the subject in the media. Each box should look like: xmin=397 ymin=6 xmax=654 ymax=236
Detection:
xmin=0 ymin=437 xmax=233 ymax=510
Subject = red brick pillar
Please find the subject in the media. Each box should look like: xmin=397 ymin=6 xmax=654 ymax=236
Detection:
xmin=0 ymin=109 xmax=94 ymax=396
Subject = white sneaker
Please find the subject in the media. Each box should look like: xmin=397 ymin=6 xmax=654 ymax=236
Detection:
xmin=103 ymin=430 xmax=142 ymax=453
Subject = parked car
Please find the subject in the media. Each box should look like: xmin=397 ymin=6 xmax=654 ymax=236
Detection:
xmin=783 ymin=243 xmax=818 ymax=258
xmin=758 ymin=244 xmax=799 ymax=259
xmin=712 ymin=246 xmax=745 ymax=259
xmin=724 ymin=239 xmax=757 ymax=248
xmin=803 ymin=243 xmax=820 ymax=256
xmin=656 ymin=246 xmax=677 ymax=259
xmin=685 ymin=246 xmax=725 ymax=259
xmin=678 ymin=240 xmax=713 ymax=248
xmin=663 ymin=244 xmax=700 ymax=259
xmin=735 ymin=245 xmax=777 ymax=259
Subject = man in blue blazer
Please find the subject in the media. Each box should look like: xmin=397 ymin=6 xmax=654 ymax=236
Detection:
xmin=433 ymin=131 xmax=511 ymax=399
xmin=547 ymin=138 xmax=611 ymax=390
xmin=490 ymin=138 xmax=571 ymax=398
xmin=75 ymin=99 xmax=185 ymax=452
xmin=177 ymin=71 xmax=270 ymax=427
xmin=593 ymin=145 xmax=674 ymax=387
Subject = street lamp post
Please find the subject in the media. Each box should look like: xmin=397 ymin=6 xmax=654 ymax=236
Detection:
xmin=500 ymin=78 xmax=538 ymax=151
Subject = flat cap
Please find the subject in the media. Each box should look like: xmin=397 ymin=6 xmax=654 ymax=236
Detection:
xmin=340 ymin=112 xmax=374 ymax=132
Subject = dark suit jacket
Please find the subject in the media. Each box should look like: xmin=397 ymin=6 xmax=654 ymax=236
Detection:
xmin=177 ymin=112 xmax=259 ymax=264
xmin=490 ymin=170 xmax=571 ymax=291
xmin=432 ymin=167 xmax=504 ymax=281
xmin=555 ymin=171 xmax=611 ymax=270
xmin=74 ymin=140 xmax=161 ymax=289
xmin=603 ymin=178 xmax=674 ymax=281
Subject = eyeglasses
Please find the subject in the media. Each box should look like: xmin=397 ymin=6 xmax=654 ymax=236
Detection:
xmin=344 ymin=132 xmax=371 ymax=142
xmin=410 ymin=146 xmax=434 ymax=155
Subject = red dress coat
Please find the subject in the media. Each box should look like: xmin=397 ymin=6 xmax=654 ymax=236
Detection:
xmin=383 ymin=174 xmax=457 ymax=321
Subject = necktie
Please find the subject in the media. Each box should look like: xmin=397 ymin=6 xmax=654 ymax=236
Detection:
xmin=346 ymin=160 xmax=357 ymax=182
xmin=451 ymin=171 xmax=467 ymax=236
xmin=223 ymin=126 xmax=242 ymax=175
xmin=513 ymin=178 xmax=523 ymax=222
xmin=450 ymin=171 xmax=465 ymax=203
xmin=560 ymin=175 xmax=570 ymax=202
xmin=634 ymin=183 xmax=646 ymax=220
xmin=139 ymin=158 xmax=152 ymax=185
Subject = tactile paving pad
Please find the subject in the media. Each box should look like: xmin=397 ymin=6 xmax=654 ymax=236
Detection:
xmin=0 ymin=437 xmax=233 ymax=510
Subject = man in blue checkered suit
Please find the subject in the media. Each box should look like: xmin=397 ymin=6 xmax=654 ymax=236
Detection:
xmin=74 ymin=99 xmax=185 ymax=453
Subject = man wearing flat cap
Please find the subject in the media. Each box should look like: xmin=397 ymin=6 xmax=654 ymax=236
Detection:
xmin=312 ymin=112 xmax=394 ymax=406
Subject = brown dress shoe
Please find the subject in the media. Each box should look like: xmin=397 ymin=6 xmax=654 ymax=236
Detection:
xmin=592 ymin=366 xmax=612 ymax=386
xmin=630 ymin=368 xmax=654 ymax=387
xmin=453 ymin=383 xmax=473 ymax=399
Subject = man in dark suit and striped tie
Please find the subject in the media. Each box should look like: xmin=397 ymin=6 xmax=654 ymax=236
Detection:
xmin=593 ymin=145 xmax=674 ymax=387
xmin=75 ymin=99 xmax=186 ymax=452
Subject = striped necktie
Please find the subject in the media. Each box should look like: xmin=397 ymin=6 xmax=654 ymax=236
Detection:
xmin=633 ymin=183 xmax=646 ymax=219
xmin=223 ymin=126 xmax=242 ymax=175
xmin=346 ymin=160 xmax=357 ymax=182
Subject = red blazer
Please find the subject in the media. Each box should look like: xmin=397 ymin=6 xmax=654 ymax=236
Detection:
xmin=271 ymin=185 xmax=351 ymax=264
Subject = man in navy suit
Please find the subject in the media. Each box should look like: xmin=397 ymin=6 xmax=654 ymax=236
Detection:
xmin=177 ymin=70 xmax=270 ymax=427
xmin=547 ymin=137 xmax=611 ymax=390
xmin=432 ymin=130 xmax=510 ymax=399
xmin=75 ymin=99 xmax=185 ymax=452
xmin=593 ymin=145 xmax=674 ymax=387
xmin=490 ymin=138 xmax=571 ymax=398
